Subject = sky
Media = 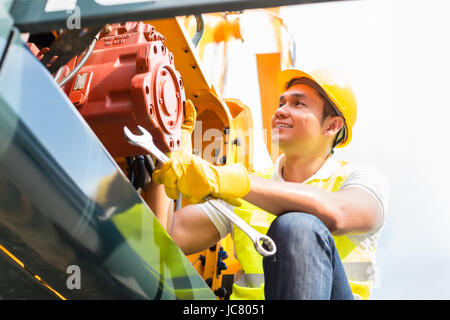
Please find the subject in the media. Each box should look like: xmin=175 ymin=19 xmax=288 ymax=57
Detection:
xmin=216 ymin=0 xmax=450 ymax=299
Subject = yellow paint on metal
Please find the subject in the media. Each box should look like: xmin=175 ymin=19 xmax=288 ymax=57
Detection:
xmin=224 ymin=98 xmax=254 ymax=172
xmin=211 ymin=17 xmax=242 ymax=43
xmin=147 ymin=18 xmax=255 ymax=168
xmin=218 ymin=235 xmax=241 ymax=276
xmin=144 ymin=17 xmax=256 ymax=297
xmin=256 ymin=52 xmax=282 ymax=164
xmin=181 ymin=10 xmax=291 ymax=164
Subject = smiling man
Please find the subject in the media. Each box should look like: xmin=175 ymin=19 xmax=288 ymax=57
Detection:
xmin=150 ymin=68 xmax=389 ymax=300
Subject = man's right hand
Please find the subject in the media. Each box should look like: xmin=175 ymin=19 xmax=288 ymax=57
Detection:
xmin=152 ymin=152 xmax=250 ymax=206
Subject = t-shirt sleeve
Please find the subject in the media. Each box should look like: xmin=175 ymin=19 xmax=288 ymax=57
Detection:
xmin=195 ymin=200 xmax=234 ymax=239
xmin=340 ymin=163 xmax=390 ymax=230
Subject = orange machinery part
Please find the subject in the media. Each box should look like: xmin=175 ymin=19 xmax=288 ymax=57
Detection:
xmin=256 ymin=52 xmax=282 ymax=164
xmin=62 ymin=22 xmax=185 ymax=157
xmin=30 ymin=19 xmax=257 ymax=298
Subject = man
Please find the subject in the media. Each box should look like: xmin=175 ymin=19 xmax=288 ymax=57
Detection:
xmin=149 ymin=69 xmax=389 ymax=300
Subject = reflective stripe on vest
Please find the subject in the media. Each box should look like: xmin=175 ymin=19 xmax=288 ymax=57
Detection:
xmin=230 ymin=162 xmax=375 ymax=300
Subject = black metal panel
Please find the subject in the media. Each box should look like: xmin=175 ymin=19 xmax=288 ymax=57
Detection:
xmin=0 ymin=30 xmax=214 ymax=300
xmin=0 ymin=228 xmax=59 ymax=300
xmin=11 ymin=0 xmax=348 ymax=34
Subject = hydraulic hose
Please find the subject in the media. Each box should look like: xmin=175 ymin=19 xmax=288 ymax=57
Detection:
xmin=191 ymin=15 xmax=205 ymax=48
xmin=59 ymin=32 xmax=99 ymax=87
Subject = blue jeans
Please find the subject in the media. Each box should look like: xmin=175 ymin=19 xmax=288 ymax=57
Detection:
xmin=263 ymin=212 xmax=354 ymax=300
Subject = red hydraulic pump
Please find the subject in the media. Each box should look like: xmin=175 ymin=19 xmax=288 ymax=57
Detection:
xmin=62 ymin=22 xmax=186 ymax=157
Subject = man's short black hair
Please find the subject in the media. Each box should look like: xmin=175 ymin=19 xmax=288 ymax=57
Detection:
xmin=320 ymin=94 xmax=345 ymax=149
xmin=321 ymin=99 xmax=338 ymax=123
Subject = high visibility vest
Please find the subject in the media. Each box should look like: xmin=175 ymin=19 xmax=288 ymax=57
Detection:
xmin=112 ymin=203 xmax=215 ymax=299
xmin=230 ymin=162 xmax=375 ymax=300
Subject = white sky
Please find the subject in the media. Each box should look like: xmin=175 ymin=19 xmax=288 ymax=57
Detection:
xmin=217 ymin=0 xmax=450 ymax=299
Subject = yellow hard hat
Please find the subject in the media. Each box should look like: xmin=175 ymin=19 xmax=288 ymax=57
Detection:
xmin=278 ymin=69 xmax=357 ymax=148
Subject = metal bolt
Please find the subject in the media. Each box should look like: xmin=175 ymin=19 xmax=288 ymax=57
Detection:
xmin=232 ymin=137 xmax=242 ymax=146
xmin=103 ymin=24 xmax=112 ymax=34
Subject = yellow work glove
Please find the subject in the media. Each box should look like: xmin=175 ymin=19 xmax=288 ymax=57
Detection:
xmin=152 ymin=152 xmax=250 ymax=206
xmin=176 ymin=99 xmax=196 ymax=156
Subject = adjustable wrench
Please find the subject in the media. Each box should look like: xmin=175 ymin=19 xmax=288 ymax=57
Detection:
xmin=123 ymin=125 xmax=276 ymax=257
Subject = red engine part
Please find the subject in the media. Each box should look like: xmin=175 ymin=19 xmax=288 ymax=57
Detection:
xmin=63 ymin=22 xmax=185 ymax=157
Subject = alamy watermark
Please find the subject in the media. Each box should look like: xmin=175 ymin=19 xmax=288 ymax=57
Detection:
xmin=66 ymin=5 xmax=81 ymax=30
xmin=66 ymin=265 xmax=81 ymax=290
xmin=192 ymin=120 xmax=280 ymax=167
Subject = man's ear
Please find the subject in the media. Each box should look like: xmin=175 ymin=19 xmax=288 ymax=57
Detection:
xmin=323 ymin=116 xmax=344 ymax=137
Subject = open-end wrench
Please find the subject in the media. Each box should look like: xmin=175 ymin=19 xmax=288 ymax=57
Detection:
xmin=123 ymin=125 xmax=277 ymax=257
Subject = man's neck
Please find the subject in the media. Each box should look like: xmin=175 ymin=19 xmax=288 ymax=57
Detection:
xmin=282 ymin=151 xmax=331 ymax=183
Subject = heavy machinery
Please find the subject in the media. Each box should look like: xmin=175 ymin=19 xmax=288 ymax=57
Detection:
xmin=0 ymin=0 xmax=344 ymax=299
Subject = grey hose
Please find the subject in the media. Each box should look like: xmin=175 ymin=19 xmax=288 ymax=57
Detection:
xmin=191 ymin=15 xmax=204 ymax=48
xmin=59 ymin=32 xmax=99 ymax=87
xmin=53 ymin=66 xmax=64 ymax=83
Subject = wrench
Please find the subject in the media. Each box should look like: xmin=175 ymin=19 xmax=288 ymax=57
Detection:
xmin=123 ymin=125 xmax=277 ymax=257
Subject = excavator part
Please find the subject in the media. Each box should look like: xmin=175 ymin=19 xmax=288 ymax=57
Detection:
xmin=62 ymin=21 xmax=185 ymax=157
xmin=256 ymin=52 xmax=282 ymax=163
xmin=0 ymin=22 xmax=215 ymax=299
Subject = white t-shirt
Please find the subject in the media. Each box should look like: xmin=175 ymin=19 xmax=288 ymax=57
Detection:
xmin=196 ymin=154 xmax=389 ymax=252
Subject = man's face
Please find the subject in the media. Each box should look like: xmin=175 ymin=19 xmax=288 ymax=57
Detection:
xmin=271 ymin=83 xmax=327 ymax=152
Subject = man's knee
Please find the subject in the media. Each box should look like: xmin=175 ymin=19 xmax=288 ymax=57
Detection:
xmin=267 ymin=212 xmax=331 ymax=244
